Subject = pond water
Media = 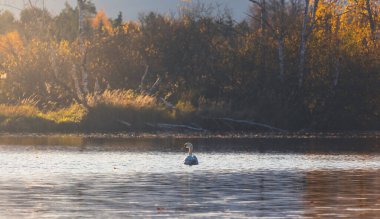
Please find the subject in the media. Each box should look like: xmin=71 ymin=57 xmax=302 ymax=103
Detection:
xmin=0 ymin=134 xmax=379 ymax=218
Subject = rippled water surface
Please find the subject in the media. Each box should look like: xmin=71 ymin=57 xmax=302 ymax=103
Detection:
xmin=0 ymin=134 xmax=379 ymax=218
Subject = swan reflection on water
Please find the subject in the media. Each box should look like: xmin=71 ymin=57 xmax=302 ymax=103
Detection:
xmin=184 ymin=142 xmax=198 ymax=166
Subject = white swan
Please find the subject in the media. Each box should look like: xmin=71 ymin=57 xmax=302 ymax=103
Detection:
xmin=184 ymin=142 xmax=198 ymax=166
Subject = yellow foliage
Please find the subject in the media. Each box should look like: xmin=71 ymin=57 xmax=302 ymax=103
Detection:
xmin=58 ymin=40 xmax=72 ymax=57
xmin=314 ymin=0 xmax=378 ymax=54
xmin=123 ymin=21 xmax=141 ymax=33
xmin=340 ymin=0 xmax=377 ymax=50
xmin=0 ymin=31 xmax=23 ymax=58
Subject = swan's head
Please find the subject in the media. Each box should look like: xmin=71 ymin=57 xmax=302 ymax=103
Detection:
xmin=184 ymin=142 xmax=193 ymax=150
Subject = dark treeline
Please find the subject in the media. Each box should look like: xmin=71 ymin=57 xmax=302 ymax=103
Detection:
xmin=0 ymin=0 xmax=379 ymax=131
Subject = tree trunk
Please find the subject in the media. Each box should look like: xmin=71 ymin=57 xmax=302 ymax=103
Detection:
xmin=333 ymin=16 xmax=341 ymax=89
xmin=248 ymin=0 xmax=268 ymax=76
xmin=49 ymin=47 xmax=85 ymax=105
xmin=298 ymin=0 xmax=309 ymax=88
xmin=78 ymin=0 xmax=89 ymax=95
xmin=278 ymin=0 xmax=286 ymax=82
xmin=298 ymin=0 xmax=319 ymax=88
xmin=71 ymin=64 xmax=85 ymax=102
xmin=365 ymin=0 xmax=376 ymax=37
xmin=278 ymin=40 xmax=285 ymax=82
xmin=260 ymin=0 xmax=267 ymax=76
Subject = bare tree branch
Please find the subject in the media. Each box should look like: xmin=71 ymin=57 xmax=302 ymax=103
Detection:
xmin=248 ymin=0 xmax=263 ymax=7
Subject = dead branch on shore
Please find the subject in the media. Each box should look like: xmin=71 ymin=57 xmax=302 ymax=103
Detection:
xmin=139 ymin=65 xmax=176 ymax=110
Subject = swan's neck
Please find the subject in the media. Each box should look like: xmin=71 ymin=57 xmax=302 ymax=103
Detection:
xmin=188 ymin=147 xmax=193 ymax=156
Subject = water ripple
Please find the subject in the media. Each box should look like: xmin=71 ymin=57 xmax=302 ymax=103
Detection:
xmin=0 ymin=137 xmax=378 ymax=217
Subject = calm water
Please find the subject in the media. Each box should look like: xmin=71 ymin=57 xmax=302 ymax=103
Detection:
xmin=0 ymin=134 xmax=379 ymax=218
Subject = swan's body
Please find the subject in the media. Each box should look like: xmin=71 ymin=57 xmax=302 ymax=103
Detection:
xmin=184 ymin=155 xmax=198 ymax=166
xmin=184 ymin=142 xmax=198 ymax=166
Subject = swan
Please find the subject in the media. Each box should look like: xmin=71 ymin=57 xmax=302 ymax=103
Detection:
xmin=184 ymin=142 xmax=198 ymax=166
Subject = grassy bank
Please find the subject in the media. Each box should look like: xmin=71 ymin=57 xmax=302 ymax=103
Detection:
xmin=1 ymin=89 xmax=376 ymax=133
xmin=0 ymin=90 xmax=193 ymax=132
xmin=0 ymin=104 xmax=86 ymax=132
xmin=0 ymin=90 xmax=280 ymax=133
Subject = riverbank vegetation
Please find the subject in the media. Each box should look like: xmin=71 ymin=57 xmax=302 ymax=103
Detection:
xmin=0 ymin=0 xmax=378 ymax=132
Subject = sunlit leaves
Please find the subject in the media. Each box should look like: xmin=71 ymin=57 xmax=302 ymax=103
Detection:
xmin=91 ymin=10 xmax=113 ymax=35
xmin=0 ymin=31 xmax=23 ymax=59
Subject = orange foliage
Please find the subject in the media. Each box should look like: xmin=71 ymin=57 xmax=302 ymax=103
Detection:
xmin=91 ymin=10 xmax=113 ymax=34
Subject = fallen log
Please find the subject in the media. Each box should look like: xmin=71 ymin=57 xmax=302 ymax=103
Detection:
xmin=218 ymin=117 xmax=286 ymax=132
xmin=117 ymin=120 xmax=131 ymax=127
xmin=145 ymin=123 xmax=206 ymax=131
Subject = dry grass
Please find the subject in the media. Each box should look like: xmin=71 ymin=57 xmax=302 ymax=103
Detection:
xmin=0 ymin=90 xmax=227 ymax=132
xmin=82 ymin=89 xmax=174 ymax=131
xmin=0 ymin=90 xmax=169 ymax=132
xmin=87 ymin=89 xmax=159 ymax=109
xmin=0 ymin=104 xmax=40 ymax=118
xmin=0 ymin=104 xmax=84 ymax=132
xmin=0 ymin=103 xmax=86 ymax=127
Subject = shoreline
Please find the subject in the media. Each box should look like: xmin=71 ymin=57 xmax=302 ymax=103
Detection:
xmin=0 ymin=131 xmax=378 ymax=139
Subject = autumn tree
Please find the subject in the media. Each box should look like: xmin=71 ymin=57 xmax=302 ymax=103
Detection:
xmin=0 ymin=0 xmax=377 ymax=130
